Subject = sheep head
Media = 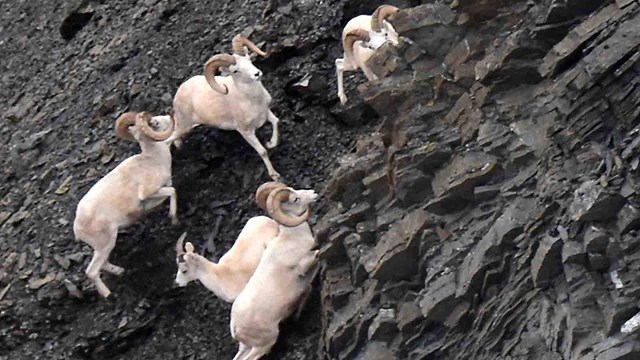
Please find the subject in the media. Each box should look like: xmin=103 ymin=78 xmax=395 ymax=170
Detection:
xmin=265 ymin=185 xmax=318 ymax=227
xmin=204 ymin=35 xmax=268 ymax=94
xmin=174 ymin=232 xmax=202 ymax=287
xmin=115 ymin=112 xmax=175 ymax=142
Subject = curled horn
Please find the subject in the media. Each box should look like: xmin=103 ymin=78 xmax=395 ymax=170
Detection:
xmin=176 ymin=232 xmax=187 ymax=256
xmin=266 ymin=187 xmax=310 ymax=227
xmin=371 ymin=5 xmax=399 ymax=32
xmin=344 ymin=29 xmax=370 ymax=54
xmin=232 ymin=34 xmax=268 ymax=57
xmin=115 ymin=112 xmax=138 ymax=141
xmin=256 ymin=182 xmax=287 ymax=211
xmin=136 ymin=112 xmax=174 ymax=141
xmin=204 ymin=54 xmax=236 ymax=95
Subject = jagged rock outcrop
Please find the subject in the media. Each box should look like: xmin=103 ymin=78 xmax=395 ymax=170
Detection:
xmin=317 ymin=1 xmax=640 ymax=359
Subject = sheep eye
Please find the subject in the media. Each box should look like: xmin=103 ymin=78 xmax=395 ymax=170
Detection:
xmin=233 ymin=70 xmax=239 ymax=73
xmin=294 ymin=198 xmax=300 ymax=203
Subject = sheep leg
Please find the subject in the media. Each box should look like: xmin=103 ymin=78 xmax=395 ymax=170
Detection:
xmin=361 ymin=64 xmax=379 ymax=82
xmin=102 ymin=262 xmax=125 ymax=276
xmin=85 ymin=230 xmax=117 ymax=298
xmin=241 ymin=338 xmax=277 ymax=360
xmin=265 ymin=110 xmax=279 ymax=149
xmin=232 ymin=343 xmax=252 ymax=360
xmin=335 ymin=58 xmax=348 ymax=105
xmin=145 ymin=187 xmax=179 ymax=225
xmin=297 ymin=250 xmax=319 ymax=276
xmin=239 ymin=130 xmax=280 ymax=181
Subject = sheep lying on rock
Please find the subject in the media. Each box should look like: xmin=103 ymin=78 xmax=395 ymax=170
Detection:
xmin=73 ymin=112 xmax=177 ymax=298
xmin=174 ymin=183 xmax=284 ymax=302
xmin=336 ymin=5 xmax=400 ymax=105
xmin=230 ymin=183 xmax=319 ymax=360
xmin=169 ymin=34 xmax=282 ymax=180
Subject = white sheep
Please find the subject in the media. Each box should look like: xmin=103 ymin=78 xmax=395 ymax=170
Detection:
xmin=336 ymin=5 xmax=400 ymax=104
xmin=229 ymin=183 xmax=319 ymax=360
xmin=173 ymin=182 xmax=285 ymax=302
xmin=73 ymin=112 xmax=177 ymax=298
xmin=169 ymin=35 xmax=282 ymax=180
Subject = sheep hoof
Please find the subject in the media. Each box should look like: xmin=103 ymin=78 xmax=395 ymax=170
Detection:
xmin=104 ymin=264 xmax=125 ymax=276
xmin=171 ymin=217 xmax=180 ymax=226
xmin=339 ymin=94 xmax=348 ymax=105
xmin=266 ymin=140 xmax=277 ymax=149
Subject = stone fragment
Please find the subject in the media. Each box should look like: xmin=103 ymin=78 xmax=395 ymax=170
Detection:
xmin=584 ymin=226 xmax=610 ymax=253
xmin=362 ymin=169 xmax=391 ymax=201
xmin=356 ymin=220 xmax=377 ymax=244
xmin=617 ymin=205 xmax=640 ymax=234
xmin=319 ymin=227 xmax=350 ymax=263
xmin=365 ymin=42 xmax=408 ymax=81
xmin=562 ymin=240 xmax=586 ymax=264
xmin=531 ymin=233 xmax=563 ymax=288
xmin=569 ymin=180 xmax=625 ymax=222
xmin=28 ymin=272 xmax=56 ymax=290
xmin=424 ymin=194 xmax=469 ymax=215
xmin=475 ymin=30 xmax=542 ymax=85
xmin=393 ymin=142 xmax=452 ymax=174
xmin=364 ymin=209 xmax=430 ymax=281
xmin=392 ymin=3 xmax=462 ymax=59
xmin=367 ymin=308 xmax=397 ymax=342
xmin=539 ymin=4 xmax=620 ymax=77
xmin=393 ymin=167 xmax=431 ymax=207
xmin=344 ymin=233 xmax=369 ymax=287
xmin=321 ymin=265 xmax=355 ymax=312
xmin=396 ymin=301 xmax=422 ymax=334
xmin=359 ymin=73 xmax=430 ymax=115
xmin=355 ymin=341 xmax=398 ymax=360
xmin=432 ymin=152 xmax=500 ymax=199
xmin=474 ymin=184 xmax=500 ymax=201
xmin=621 ymin=311 xmax=640 ymax=333
xmin=588 ymin=253 xmax=609 ymax=271
xmin=419 ymin=271 xmax=457 ymax=322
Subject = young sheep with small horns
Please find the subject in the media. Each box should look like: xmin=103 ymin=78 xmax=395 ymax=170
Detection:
xmin=73 ymin=112 xmax=177 ymax=298
xmin=336 ymin=5 xmax=400 ymax=104
xmin=229 ymin=182 xmax=319 ymax=360
xmin=173 ymin=183 xmax=283 ymax=302
xmin=169 ymin=35 xmax=282 ymax=180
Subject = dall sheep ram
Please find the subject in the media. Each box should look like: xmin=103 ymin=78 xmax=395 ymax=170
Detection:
xmin=174 ymin=183 xmax=285 ymax=302
xmin=336 ymin=5 xmax=400 ymax=104
xmin=73 ymin=112 xmax=177 ymax=298
xmin=229 ymin=183 xmax=319 ymax=360
xmin=169 ymin=35 xmax=282 ymax=180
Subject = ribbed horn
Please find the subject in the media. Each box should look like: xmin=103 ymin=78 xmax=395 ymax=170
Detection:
xmin=204 ymin=54 xmax=236 ymax=95
xmin=371 ymin=5 xmax=399 ymax=32
xmin=232 ymin=34 xmax=268 ymax=57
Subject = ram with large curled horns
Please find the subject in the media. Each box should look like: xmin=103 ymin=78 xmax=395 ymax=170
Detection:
xmin=168 ymin=34 xmax=282 ymax=180
xmin=335 ymin=5 xmax=400 ymax=105
xmin=73 ymin=112 xmax=177 ymax=298
xmin=172 ymin=183 xmax=284 ymax=302
xmin=228 ymin=182 xmax=319 ymax=360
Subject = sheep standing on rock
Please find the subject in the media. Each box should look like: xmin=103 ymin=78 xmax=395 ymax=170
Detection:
xmin=169 ymin=35 xmax=282 ymax=180
xmin=336 ymin=5 xmax=400 ymax=105
xmin=73 ymin=112 xmax=177 ymax=298
xmin=173 ymin=183 xmax=284 ymax=302
xmin=230 ymin=183 xmax=319 ymax=360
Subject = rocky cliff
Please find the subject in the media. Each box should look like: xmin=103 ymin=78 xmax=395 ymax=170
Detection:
xmin=1 ymin=0 xmax=640 ymax=359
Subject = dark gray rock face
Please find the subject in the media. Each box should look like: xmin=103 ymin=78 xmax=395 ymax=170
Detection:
xmin=317 ymin=1 xmax=640 ymax=359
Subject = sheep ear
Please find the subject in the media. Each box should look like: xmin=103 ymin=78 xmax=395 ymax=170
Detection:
xmin=185 ymin=242 xmax=195 ymax=253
